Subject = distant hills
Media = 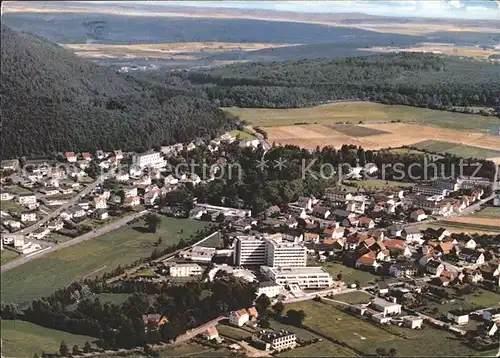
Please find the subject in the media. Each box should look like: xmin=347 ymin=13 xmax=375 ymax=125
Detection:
xmin=0 ymin=26 xmax=234 ymax=158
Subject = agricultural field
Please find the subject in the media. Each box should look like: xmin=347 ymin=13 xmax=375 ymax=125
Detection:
xmin=158 ymin=342 xmax=232 ymax=357
xmin=225 ymin=102 xmax=498 ymax=132
xmin=326 ymin=124 xmax=389 ymax=137
xmin=1 ymin=320 xmax=96 ymax=357
xmin=363 ymin=44 xmax=500 ymax=60
xmin=285 ymin=300 xmax=487 ymax=356
xmin=473 ymin=207 xmax=500 ymax=219
xmin=420 ymin=222 xmax=500 ymax=235
xmin=412 ymin=140 xmax=500 ymax=160
xmin=1 ymin=217 xmax=206 ymax=303
xmin=440 ymin=207 xmax=500 ymax=233
xmin=95 ymin=293 xmax=131 ymax=306
xmin=322 ymin=262 xmax=379 ymax=287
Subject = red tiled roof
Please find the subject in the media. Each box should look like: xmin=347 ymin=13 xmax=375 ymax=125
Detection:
xmin=357 ymin=252 xmax=376 ymax=265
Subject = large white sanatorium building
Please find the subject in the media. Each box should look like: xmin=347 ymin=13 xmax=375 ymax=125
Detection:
xmin=260 ymin=266 xmax=333 ymax=289
xmin=132 ymin=151 xmax=166 ymax=169
xmin=233 ymin=236 xmax=306 ymax=268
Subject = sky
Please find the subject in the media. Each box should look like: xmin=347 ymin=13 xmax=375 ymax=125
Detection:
xmin=131 ymin=1 xmax=500 ymax=20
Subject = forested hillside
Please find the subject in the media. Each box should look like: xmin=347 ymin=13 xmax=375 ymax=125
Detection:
xmin=179 ymin=54 xmax=500 ymax=110
xmin=0 ymin=26 xmax=235 ymax=158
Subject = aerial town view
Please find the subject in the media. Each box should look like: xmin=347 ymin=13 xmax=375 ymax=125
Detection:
xmin=1 ymin=1 xmax=500 ymax=357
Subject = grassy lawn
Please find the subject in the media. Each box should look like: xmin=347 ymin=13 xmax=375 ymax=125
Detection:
xmin=388 ymin=148 xmax=427 ymax=155
xmin=268 ymin=319 xmax=318 ymax=341
xmin=475 ymin=207 xmax=500 ymax=219
xmin=1 ymin=249 xmax=20 ymax=265
xmin=1 ymin=320 xmax=96 ymax=357
xmin=322 ymin=262 xmax=379 ymax=287
xmin=278 ymin=340 xmax=357 ymax=357
xmin=224 ymin=102 xmax=495 ymax=132
xmin=5 ymin=186 xmax=34 ymax=195
xmin=342 ymin=179 xmax=413 ymax=191
xmin=1 ymin=199 xmax=25 ymax=213
xmin=199 ymin=231 xmax=222 ymax=248
xmin=412 ymin=140 xmax=500 ymax=159
xmin=217 ymin=324 xmax=253 ymax=340
xmin=158 ymin=343 xmax=229 ymax=357
xmin=1 ymin=217 xmax=206 ymax=303
xmin=286 ymin=300 xmax=483 ymax=356
xmin=331 ymin=291 xmax=373 ymax=305
xmin=44 ymin=232 xmax=74 ymax=243
xmin=131 ymin=267 xmax=156 ymax=277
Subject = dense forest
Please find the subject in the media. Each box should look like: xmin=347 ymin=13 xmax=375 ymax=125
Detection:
xmin=174 ymin=54 xmax=500 ymax=110
xmin=0 ymin=26 xmax=236 ymax=159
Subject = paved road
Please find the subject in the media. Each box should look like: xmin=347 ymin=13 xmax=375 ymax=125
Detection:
xmin=170 ymin=316 xmax=225 ymax=345
xmin=1 ymin=209 xmax=148 ymax=272
xmin=19 ymin=173 xmax=111 ymax=235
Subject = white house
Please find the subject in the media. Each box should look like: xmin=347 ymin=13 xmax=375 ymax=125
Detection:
xmin=65 ymin=152 xmax=77 ymax=162
xmin=256 ymin=281 xmax=282 ymax=298
xmin=124 ymin=186 xmax=138 ymax=198
xmin=447 ymin=311 xmax=469 ymax=325
xmin=20 ymin=211 xmax=37 ymax=222
xmin=410 ymin=209 xmax=427 ymax=222
xmin=93 ymin=196 xmax=107 ymax=209
xmin=371 ymin=298 xmax=402 ymax=316
xmin=123 ymin=196 xmax=141 ymax=207
xmin=18 ymin=193 xmax=37 ymax=205
xmin=0 ymin=192 xmax=14 ymax=201
xmin=229 ymin=309 xmax=250 ymax=327
xmin=168 ymin=263 xmax=203 ymax=277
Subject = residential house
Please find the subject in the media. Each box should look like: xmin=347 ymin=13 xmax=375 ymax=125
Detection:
xmin=59 ymin=186 xmax=73 ymax=195
xmin=355 ymin=252 xmax=380 ymax=271
xmin=390 ymin=260 xmax=418 ymax=278
xmin=123 ymin=196 xmax=141 ymax=207
xmin=203 ymin=327 xmax=220 ymax=341
xmin=124 ymin=186 xmax=138 ymax=198
xmin=18 ymin=193 xmax=37 ymax=206
xmin=164 ymin=174 xmax=179 ymax=186
xmin=410 ymin=209 xmax=427 ymax=222
xmin=141 ymin=314 xmax=168 ymax=332
xmin=229 ymin=309 xmax=250 ymax=327
xmin=47 ymin=220 xmax=64 ymax=231
xmin=434 ymin=242 xmax=454 ymax=256
xmin=265 ymin=205 xmax=281 ymax=217
xmin=304 ymin=233 xmax=320 ymax=244
xmin=370 ymin=297 xmax=402 ymax=316
xmin=464 ymin=238 xmax=477 ymax=250
xmin=82 ymin=152 xmax=92 ymax=161
xmin=324 ymin=188 xmax=353 ymax=202
xmin=387 ymin=224 xmax=404 ymax=237
xmin=426 ymin=260 xmax=445 ymax=277
xmin=312 ymin=205 xmax=331 ymax=219
xmin=114 ymin=150 xmax=123 ymax=160
xmin=93 ymin=196 xmax=107 ymax=209
xmin=297 ymin=196 xmax=314 ymax=211
xmin=403 ymin=316 xmax=424 ymax=329
xmin=458 ymin=248 xmax=485 ymax=265
xmin=29 ymin=228 xmax=50 ymax=240
xmin=460 ymin=268 xmax=483 ymax=284
xmin=252 ymin=330 xmax=297 ymax=352
xmin=342 ymin=216 xmax=359 ymax=228
xmin=447 ymin=310 xmax=469 ymax=325
xmin=115 ymin=173 xmax=130 ymax=182
xmin=401 ymin=227 xmax=424 ymax=244
xmin=40 ymin=187 xmax=59 ymax=196
xmin=424 ymin=228 xmax=451 ymax=241
xmin=0 ymin=192 xmax=14 ymax=201
xmin=346 ymin=200 xmax=366 ymax=214
xmin=20 ymin=211 xmax=37 ymax=222
xmin=65 ymin=152 xmax=77 ymax=162
xmin=144 ymin=190 xmax=161 ymax=206
xmin=483 ymin=308 xmax=500 ymax=323
xmin=358 ymin=217 xmax=375 ymax=229
xmin=93 ymin=209 xmax=109 ymax=221
xmin=322 ymin=227 xmax=345 ymax=240
xmin=288 ymin=206 xmax=307 ymax=219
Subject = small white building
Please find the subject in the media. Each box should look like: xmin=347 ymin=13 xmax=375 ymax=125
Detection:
xmin=93 ymin=196 xmax=107 ymax=209
xmin=0 ymin=192 xmax=14 ymax=201
xmin=168 ymin=263 xmax=203 ymax=277
xmin=18 ymin=193 xmax=37 ymax=205
xmin=252 ymin=330 xmax=297 ymax=352
xmin=229 ymin=309 xmax=250 ymax=327
xmin=403 ymin=316 xmax=423 ymax=329
xmin=20 ymin=211 xmax=37 ymax=222
xmin=256 ymin=281 xmax=282 ymax=298
xmin=447 ymin=311 xmax=469 ymax=325
xmin=371 ymin=298 xmax=402 ymax=316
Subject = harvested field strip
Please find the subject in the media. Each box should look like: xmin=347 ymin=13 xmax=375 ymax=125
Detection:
xmin=439 ymin=220 xmax=500 ymax=233
xmin=412 ymin=140 xmax=500 ymax=159
xmin=327 ymin=124 xmax=390 ymax=137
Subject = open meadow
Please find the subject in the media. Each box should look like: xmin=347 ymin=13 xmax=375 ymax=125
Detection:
xmin=285 ymin=300 xmax=492 ymax=356
xmin=1 ymin=217 xmax=206 ymax=303
xmin=1 ymin=320 xmax=96 ymax=357
xmin=322 ymin=262 xmax=379 ymax=287
xmin=440 ymin=207 xmax=500 ymax=232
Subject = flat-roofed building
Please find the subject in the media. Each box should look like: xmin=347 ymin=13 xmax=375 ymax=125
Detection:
xmin=132 ymin=151 xmax=166 ymax=169
xmin=266 ymin=237 xmax=307 ymax=268
xmin=168 ymin=263 xmax=203 ymax=277
xmin=261 ymin=266 xmax=333 ymax=289
xmin=234 ymin=236 xmax=267 ymax=266
xmin=252 ymin=330 xmax=297 ymax=352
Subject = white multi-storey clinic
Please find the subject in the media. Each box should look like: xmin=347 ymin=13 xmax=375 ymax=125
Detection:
xmin=233 ymin=235 xmax=307 ymax=268
xmin=132 ymin=151 xmax=166 ymax=169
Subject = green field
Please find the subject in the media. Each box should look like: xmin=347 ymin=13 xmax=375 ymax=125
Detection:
xmin=475 ymin=207 xmax=500 ymax=219
xmin=412 ymin=140 xmax=500 ymax=159
xmin=1 ymin=249 xmax=20 ymax=265
xmin=323 ymin=262 xmax=379 ymax=287
xmin=342 ymin=179 xmax=413 ymax=191
xmin=422 ymin=289 xmax=500 ymax=318
xmin=286 ymin=300 xmax=486 ymax=356
xmin=230 ymin=129 xmax=255 ymax=140
xmin=224 ymin=102 xmax=496 ymax=132
xmin=1 ymin=199 xmax=25 ymax=213
xmin=388 ymin=148 xmax=427 ymax=155
xmin=199 ymin=231 xmax=222 ymax=248
xmin=158 ymin=343 xmax=231 ymax=357
xmin=330 ymin=291 xmax=373 ymax=305
xmin=1 ymin=320 xmax=96 ymax=357
xmin=217 ymin=324 xmax=253 ymax=340
xmin=420 ymin=222 xmax=500 ymax=235
xmin=278 ymin=340 xmax=357 ymax=357
xmin=1 ymin=217 xmax=206 ymax=303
